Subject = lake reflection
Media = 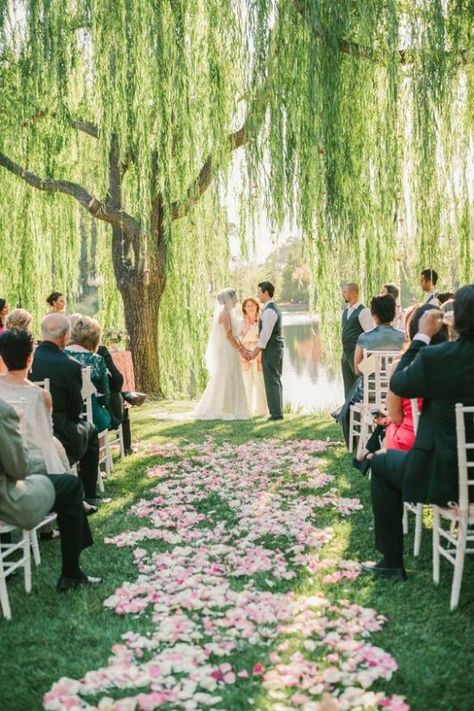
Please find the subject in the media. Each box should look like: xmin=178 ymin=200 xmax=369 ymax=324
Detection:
xmin=282 ymin=312 xmax=343 ymax=413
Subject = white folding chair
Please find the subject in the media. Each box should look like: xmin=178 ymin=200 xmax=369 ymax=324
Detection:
xmin=82 ymin=367 xmax=109 ymax=494
xmin=402 ymin=399 xmax=424 ymax=556
xmin=6 ymin=396 xmax=58 ymax=565
xmin=432 ymin=403 xmax=474 ymax=610
xmin=0 ymin=522 xmax=32 ymax=620
xmin=34 ymin=378 xmax=50 ymax=392
xmin=108 ymin=423 xmax=125 ymax=461
xmin=349 ymin=350 xmax=399 ymax=452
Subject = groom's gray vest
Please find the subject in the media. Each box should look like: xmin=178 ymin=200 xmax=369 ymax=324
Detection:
xmin=259 ymin=302 xmax=284 ymax=351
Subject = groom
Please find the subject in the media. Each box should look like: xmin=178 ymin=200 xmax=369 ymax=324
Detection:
xmin=247 ymin=281 xmax=284 ymax=420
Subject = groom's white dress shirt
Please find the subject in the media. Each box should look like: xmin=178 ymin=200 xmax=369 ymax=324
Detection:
xmin=258 ymin=300 xmax=278 ymax=349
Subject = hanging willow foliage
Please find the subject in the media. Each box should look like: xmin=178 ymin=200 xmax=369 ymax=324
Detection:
xmin=0 ymin=0 xmax=473 ymax=394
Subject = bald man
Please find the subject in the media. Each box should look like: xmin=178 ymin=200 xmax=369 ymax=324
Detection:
xmin=341 ymin=284 xmax=373 ymax=397
xmin=30 ymin=314 xmax=100 ymax=505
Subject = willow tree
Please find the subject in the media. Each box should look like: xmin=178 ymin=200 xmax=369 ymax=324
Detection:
xmin=0 ymin=0 xmax=473 ymax=393
xmin=0 ymin=0 xmax=265 ymax=394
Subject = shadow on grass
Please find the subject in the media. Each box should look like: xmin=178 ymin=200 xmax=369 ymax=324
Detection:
xmin=1 ymin=406 xmax=473 ymax=710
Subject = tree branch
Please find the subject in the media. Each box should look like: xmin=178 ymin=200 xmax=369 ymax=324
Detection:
xmin=171 ymin=86 xmax=269 ymax=221
xmin=291 ymin=0 xmax=470 ymax=66
xmin=70 ymin=119 xmax=99 ymax=138
xmin=0 ymin=152 xmax=139 ymax=233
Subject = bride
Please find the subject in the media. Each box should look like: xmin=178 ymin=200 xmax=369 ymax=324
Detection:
xmin=194 ymin=288 xmax=250 ymax=420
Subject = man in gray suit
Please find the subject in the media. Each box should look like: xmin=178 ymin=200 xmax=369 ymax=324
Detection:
xmin=0 ymin=397 xmax=99 ymax=592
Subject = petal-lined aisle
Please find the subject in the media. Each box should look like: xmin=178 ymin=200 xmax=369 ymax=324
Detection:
xmin=43 ymin=438 xmax=408 ymax=711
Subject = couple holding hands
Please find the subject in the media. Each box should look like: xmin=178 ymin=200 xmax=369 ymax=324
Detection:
xmin=194 ymin=282 xmax=284 ymax=421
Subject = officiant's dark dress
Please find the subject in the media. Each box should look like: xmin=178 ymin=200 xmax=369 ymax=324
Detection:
xmin=259 ymin=302 xmax=284 ymax=418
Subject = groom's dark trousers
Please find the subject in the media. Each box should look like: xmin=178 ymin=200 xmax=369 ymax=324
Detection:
xmin=262 ymin=345 xmax=284 ymax=418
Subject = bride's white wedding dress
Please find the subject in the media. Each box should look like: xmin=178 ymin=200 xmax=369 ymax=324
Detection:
xmin=194 ymin=308 xmax=250 ymax=420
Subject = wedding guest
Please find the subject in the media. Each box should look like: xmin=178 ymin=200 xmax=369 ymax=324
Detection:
xmin=97 ymin=342 xmax=145 ymax=455
xmin=6 ymin=308 xmax=33 ymax=332
xmin=0 ymin=396 xmax=100 ymax=592
xmin=355 ymin=304 xmax=448 ymax=471
xmin=420 ymin=268 xmax=440 ymax=307
xmin=354 ymin=294 xmax=405 ymax=374
xmin=30 ymin=314 xmax=100 ymax=505
xmin=340 ymin=284 xmax=373 ymax=398
xmin=239 ymin=297 xmax=267 ymax=417
xmin=381 ymin=283 xmax=404 ymax=331
xmin=46 ymin=291 xmax=66 ymax=313
xmin=66 ymin=315 xmax=111 ymax=432
xmin=0 ymin=329 xmax=70 ymax=476
xmin=0 ymin=297 xmax=9 ymax=335
xmin=364 ymin=285 xmax=474 ymax=581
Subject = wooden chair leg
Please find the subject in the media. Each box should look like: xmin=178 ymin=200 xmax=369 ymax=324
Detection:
xmin=29 ymin=529 xmax=41 ymax=566
xmin=23 ymin=532 xmax=32 ymax=593
xmin=450 ymin=519 xmax=467 ymax=611
xmin=433 ymin=507 xmax=441 ymax=585
xmin=413 ymin=504 xmax=423 ymax=557
xmin=0 ymin=547 xmax=12 ymax=621
xmin=402 ymin=504 xmax=408 ymax=536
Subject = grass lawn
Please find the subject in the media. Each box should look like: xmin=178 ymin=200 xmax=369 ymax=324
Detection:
xmin=1 ymin=403 xmax=473 ymax=711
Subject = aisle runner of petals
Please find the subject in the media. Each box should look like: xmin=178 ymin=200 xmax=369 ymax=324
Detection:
xmin=44 ymin=439 xmax=408 ymax=711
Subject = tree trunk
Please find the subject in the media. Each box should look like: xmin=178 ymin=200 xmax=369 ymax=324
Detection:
xmin=119 ymin=275 xmax=164 ymax=397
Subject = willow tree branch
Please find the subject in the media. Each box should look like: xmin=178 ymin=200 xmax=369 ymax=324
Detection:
xmin=0 ymin=152 xmax=139 ymax=233
xmin=291 ymin=0 xmax=470 ymax=65
xmin=70 ymin=119 xmax=99 ymax=138
xmin=171 ymin=86 xmax=269 ymax=221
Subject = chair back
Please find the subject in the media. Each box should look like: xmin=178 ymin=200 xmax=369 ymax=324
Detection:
xmin=361 ymin=350 xmax=399 ymax=409
xmin=35 ymin=378 xmax=50 ymax=393
xmin=411 ymin=398 xmax=421 ymax=435
xmin=455 ymin=403 xmax=474 ymax=512
xmin=82 ymin=366 xmax=94 ymax=424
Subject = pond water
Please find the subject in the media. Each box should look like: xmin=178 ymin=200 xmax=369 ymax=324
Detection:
xmin=282 ymin=311 xmax=343 ymax=413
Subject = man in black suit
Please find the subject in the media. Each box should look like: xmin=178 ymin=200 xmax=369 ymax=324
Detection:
xmin=364 ymin=285 xmax=474 ymax=580
xmin=30 ymin=314 xmax=100 ymax=504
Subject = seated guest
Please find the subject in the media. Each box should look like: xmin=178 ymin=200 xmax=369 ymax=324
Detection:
xmin=381 ymin=283 xmax=404 ymax=331
xmin=46 ymin=291 xmax=67 ymax=314
xmin=1 ymin=308 xmax=34 ymax=375
xmin=355 ymin=304 xmax=448 ymax=470
xmin=96 ymin=342 xmax=145 ymax=455
xmin=30 ymin=314 xmax=100 ymax=505
xmin=338 ymin=295 xmax=405 ymax=447
xmin=0 ymin=330 xmax=70 ymax=476
xmin=364 ymin=285 xmax=474 ymax=580
xmin=0 ymin=297 xmax=8 ymax=336
xmin=0 ymin=397 xmax=99 ymax=592
xmin=66 ymin=316 xmax=111 ymax=432
xmin=6 ymin=308 xmax=33 ymax=333
xmin=354 ymin=294 xmax=405 ymax=373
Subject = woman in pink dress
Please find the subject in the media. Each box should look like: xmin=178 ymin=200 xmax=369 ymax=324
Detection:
xmin=384 ymin=303 xmax=449 ymax=450
xmin=239 ymin=297 xmax=268 ymax=417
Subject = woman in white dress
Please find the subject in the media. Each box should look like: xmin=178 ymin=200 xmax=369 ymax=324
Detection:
xmin=194 ymin=289 xmax=250 ymax=420
xmin=239 ymin=297 xmax=268 ymax=417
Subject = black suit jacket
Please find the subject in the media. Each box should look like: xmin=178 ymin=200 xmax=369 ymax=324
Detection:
xmin=30 ymin=341 xmax=90 ymax=462
xmin=390 ymin=337 xmax=474 ymax=505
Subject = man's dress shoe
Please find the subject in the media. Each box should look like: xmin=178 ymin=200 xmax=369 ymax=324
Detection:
xmin=362 ymin=560 xmax=407 ymax=581
xmin=57 ymin=572 xmax=102 ymax=593
xmin=267 ymin=416 xmax=284 ymax=421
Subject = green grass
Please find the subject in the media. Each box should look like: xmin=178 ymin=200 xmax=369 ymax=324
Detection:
xmin=1 ymin=402 xmax=473 ymax=710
